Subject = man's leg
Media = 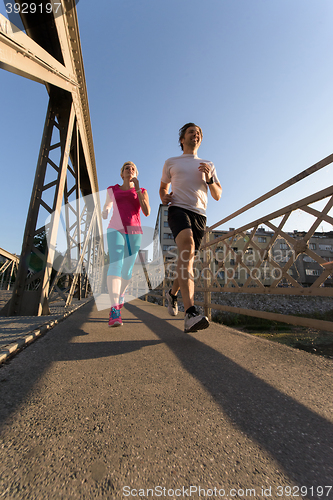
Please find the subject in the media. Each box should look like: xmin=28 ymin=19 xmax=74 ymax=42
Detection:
xmin=166 ymin=250 xmax=180 ymax=316
xmin=170 ymin=278 xmax=180 ymax=297
xmin=175 ymin=228 xmax=209 ymax=333
xmin=175 ymin=228 xmax=195 ymax=311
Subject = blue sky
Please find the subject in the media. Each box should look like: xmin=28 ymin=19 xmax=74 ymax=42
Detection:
xmin=1 ymin=0 xmax=333 ymax=254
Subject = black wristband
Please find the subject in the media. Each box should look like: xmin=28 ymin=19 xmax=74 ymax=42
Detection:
xmin=207 ymin=177 xmax=215 ymax=185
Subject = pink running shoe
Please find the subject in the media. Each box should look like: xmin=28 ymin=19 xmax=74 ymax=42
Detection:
xmin=108 ymin=306 xmax=123 ymax=327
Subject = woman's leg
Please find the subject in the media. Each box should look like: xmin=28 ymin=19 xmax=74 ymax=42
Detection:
xmin=121 ymin=233 xmax=142 ymax=296
xmin=106 ymin=229 xmax=126 ymax=307
xmin=107 ymin=275 xmax=121 ymax=308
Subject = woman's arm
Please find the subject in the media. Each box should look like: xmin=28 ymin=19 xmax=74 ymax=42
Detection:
xmin=137 ymin=189 xmax=150 ymax=217
xmin=102 ymin=190 xmax=113 ymax=219
xmin=132 ymin=177 xmax=150 ymax=216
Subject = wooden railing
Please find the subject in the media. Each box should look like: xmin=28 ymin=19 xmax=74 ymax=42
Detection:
xmin=144 ymin=154 xmax=333 ymax=332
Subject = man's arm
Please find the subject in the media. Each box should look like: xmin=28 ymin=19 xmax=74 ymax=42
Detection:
xmin=159 ymin=181 xmax=173 ymax=205
xmin=198 ymin=162 xmax=222 ymax=201
xmin=208 ymin=180 xmax=222 ymax=201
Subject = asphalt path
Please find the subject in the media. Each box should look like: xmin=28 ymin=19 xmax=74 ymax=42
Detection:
xmin=0 ymin=299 xmax=332 ymax=499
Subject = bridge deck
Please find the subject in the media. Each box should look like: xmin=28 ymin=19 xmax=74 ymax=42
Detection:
xmin=0 ymin=299 xmax=332 ymax=498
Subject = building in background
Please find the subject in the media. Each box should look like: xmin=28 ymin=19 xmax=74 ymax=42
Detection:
xmin=153 ymin=205 xmax=176 ymax=264
xmin=288 ymin=231 xmax=333 ymax=287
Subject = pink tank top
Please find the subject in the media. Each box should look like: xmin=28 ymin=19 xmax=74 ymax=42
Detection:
xmin=107 ymin=184 xmax=145 ymax=234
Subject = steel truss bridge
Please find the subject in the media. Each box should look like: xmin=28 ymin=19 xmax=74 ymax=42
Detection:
xmin=0 ymin=248 xmax=19 ymax=291
xmin=0 ymin=1 xmax=332 ymax=332
xmin=0 ymin=0 xmax=104 ymax=316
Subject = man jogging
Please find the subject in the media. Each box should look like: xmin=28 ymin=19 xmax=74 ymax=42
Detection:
xmin=159 ymin=123 xmax=222 ymax=333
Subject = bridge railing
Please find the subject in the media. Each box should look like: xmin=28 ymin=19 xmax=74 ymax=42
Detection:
xmin=145 ymin=154 xmax=333 ymax=332
xmin=0 ymin=248 xmax=19 ymax=291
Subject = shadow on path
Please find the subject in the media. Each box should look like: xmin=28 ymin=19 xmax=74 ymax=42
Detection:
xmin=53 ymin=336 xmax=163 ymax=361
xmin=126 ymin=302 xmax=333 ymax=493
xmin=0 ymin=301 xmax=162 ymax=428
xmin=1 ymin=299 xmax=332 ymax=496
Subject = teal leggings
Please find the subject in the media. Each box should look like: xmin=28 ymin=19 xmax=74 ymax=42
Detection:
xmin=107 ymin=229 xmax=142 ymax=279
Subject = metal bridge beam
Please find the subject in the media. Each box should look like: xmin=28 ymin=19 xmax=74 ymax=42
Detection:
xmin=0 ymin=13 xmax=77 ymax=91
xmin=0 ymin=1 xmax=104 ymax=316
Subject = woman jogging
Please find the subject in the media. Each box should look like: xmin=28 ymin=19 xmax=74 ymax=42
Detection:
xmin=102 ymin=161 xmax=150 ymax=326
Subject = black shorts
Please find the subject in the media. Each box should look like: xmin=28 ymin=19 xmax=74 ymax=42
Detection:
xmin=168 ymin=206 xmax=206 ymax=251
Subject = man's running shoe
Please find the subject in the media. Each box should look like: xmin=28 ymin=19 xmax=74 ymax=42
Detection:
xmin=166 ymin=289 xmax=178 ymax=316
xmin=184 ymin=309 xmax=209 ymax=333
xmin=109 ymin=306 xmax=123 ymax=327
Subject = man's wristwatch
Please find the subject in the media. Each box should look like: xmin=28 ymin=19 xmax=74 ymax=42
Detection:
xmin=207 ymin=177 xmax=215 ymax=185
